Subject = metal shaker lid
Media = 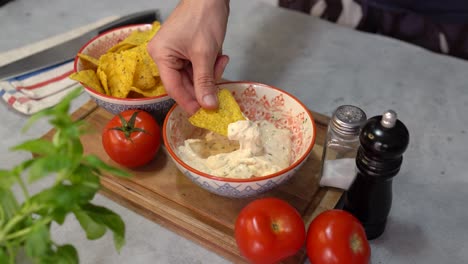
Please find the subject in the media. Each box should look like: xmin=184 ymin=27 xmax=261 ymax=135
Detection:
xmin=331 ymin=105 xmax=367 ymax=136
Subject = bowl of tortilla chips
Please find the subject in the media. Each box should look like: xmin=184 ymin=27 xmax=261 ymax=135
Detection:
xmin=71 ymin=22 xmax=174 ymax=123
xmin=163 ymin=81 xmax=316 ymax=198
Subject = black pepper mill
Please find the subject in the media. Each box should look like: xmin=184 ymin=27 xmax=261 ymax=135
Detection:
xmin=343 ymin=110 xmax=409 ymax=240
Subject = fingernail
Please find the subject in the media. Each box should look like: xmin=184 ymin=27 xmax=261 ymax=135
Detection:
xmin=203 ymin=94 xmax=218 ymax=107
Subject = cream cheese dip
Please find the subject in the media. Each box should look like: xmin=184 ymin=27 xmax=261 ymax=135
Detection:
xmin=177 ymin=120 xmax=292 ymax=179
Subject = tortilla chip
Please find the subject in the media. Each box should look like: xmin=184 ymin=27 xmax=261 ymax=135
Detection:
xmin=129 ymin=83 xmax=166 ymax=97
xmin=131 ymin=45 xmax=160 ymax=89
xmin=107 ymin=43 xmax=136 ymax=53
xmin=139 ymin=44 xmax=159 ymax=77
xmin=98 ymin=51 xmax=137 ymax=98
xmin=69 ymin=69 xmax=105 ymax=94
xmin=112 ymin=22 xmax=160 ymax=49
xmin=77 ymin=53 xmax=99 ymax=67
xmin=96 ymin=68 xmax=110 ymax=95
xmin=189 ymin=89 xmax=245 ymax=136
xmin=70 ymin=21 xmax=165 ymax=99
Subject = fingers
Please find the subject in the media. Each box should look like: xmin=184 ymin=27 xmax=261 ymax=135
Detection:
xmin=214 ymin=55 xmax=229 ymax=81
xmin=158 ymin=65 xmax=200 ymax=115
xmin=191 ymin=52 xmax=220 ymax=110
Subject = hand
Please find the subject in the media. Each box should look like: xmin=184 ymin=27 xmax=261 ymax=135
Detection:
xmin=147 ymin=0 xmax=230 ymax=115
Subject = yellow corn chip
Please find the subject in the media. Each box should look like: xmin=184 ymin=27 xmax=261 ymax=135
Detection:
xmin=96 ymin=68 xmax=110 ymax=95
xmin=113 ymin=22 xmax=160 ymax=48
xmin=107 ymin=43 xmax=136 ymax=53
xmin=77 ymin=53 xmax=99 ymax=67
xmin=98 ymin=51 xmax=137 ymax=98
xmin=130 ymin=45 xmax=160 ymax=89
xmin=70 ymin=21 xmax=165 ymax=99
xmin=189 ymin=89 xmax=245 ymax=136
xmin=139 ymin=44 xmax=159 ymax=77
xmin=69 ymin=69 xmax=105 ymax=94
xmin=129 ymin=83 xmax=166 ymax=97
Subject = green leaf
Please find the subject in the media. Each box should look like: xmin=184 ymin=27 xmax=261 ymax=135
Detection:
xmin=54 ymin=244 xmax=79 ymax=264
xmin=24 ymin=222 xmax=50 ymax=258
xmin=30 ymin=183 xmax=97 ymax=210
xmin=11 ymin=139 xmax=56 ymax=156
xmin=22 ymin=87 xmax=82 ymax=133
xmin=27 ymin=155 xmax=76 ymax=183
xmin=0 ymin=169 xmax=16 ymax=189
xmin=74 ymin=210 xmax=107 ymax=240
xmin=65 ymin=138 xmax=84 ymax=161
xmin=67 ymin=165 xmax=101 ymax=188
xmin=12 ymin=159 xmax=35 ymax=175
xmin=0 ymin=188 xmax=19 ymax=223
xmin=81 ymin=204 xmax=126 ymax=251
xmin=0 ymin=247 xmax=8 ymax=264
xmin=53 ymin=88 xmax=83 ymax=116
xmin=49 ymin=208 xmax=68 ymax=225
xmin=22 ymin=108 xmax=55 ymax=133
xmin=38 ymin=244 xmax=79 ymax=264
xmin=58 ymin=120 xmax=87 ymax=141
xmin=83 ymin=155 xmax=132 ymax=178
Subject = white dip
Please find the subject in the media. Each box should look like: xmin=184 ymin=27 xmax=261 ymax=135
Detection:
xmin=177 ymin=120 xmax=292 ymax=179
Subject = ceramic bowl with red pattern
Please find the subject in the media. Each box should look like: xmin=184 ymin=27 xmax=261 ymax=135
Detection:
xmin=163 ymin=81 xmax=316 ymax=198
xmin=73 ymin=24 xmax=174 ymax=124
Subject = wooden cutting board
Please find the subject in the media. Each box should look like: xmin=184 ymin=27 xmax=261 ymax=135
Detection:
xmin=41 ymin=100 xmax=343 ymax=263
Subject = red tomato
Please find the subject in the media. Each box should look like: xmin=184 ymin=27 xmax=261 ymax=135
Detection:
xmin=234 ymin=198 xmax=306 ymax=264
xmin=102 ymin=110 xmax=161 ymax=168
xmin=306 ymin=209 xmax=370 ymax=264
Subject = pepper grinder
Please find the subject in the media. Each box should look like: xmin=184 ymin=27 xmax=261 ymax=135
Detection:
xmin=343 ymin=110 xmax=409 ymax=240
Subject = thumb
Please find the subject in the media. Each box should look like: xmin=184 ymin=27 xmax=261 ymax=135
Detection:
xmin=192 ymin=54 xmax=219 ymax=110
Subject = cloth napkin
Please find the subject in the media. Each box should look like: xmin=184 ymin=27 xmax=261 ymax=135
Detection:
xmin=0 ymin=16 xmax=118 ymax=115
xmin=0 ymin=60 xmax=80 ymax=115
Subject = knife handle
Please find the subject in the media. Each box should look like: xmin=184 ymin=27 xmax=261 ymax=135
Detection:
xmin=97 ymin=9 xmax=161 ymax=34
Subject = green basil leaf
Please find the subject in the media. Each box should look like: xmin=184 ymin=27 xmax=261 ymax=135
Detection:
xmin=60 ymin=122 xmax=86 ymax=140
xmin=0 ymin=187 xmax=19 ymax=222
xmin=12 ymin=160 xmax=35 ymax=176
xmin=22 ymin=108 xmax=55 ymax=133
xmin=53 ymin=88 xmax=83 ymax=116
xmin=81 ymin=204 xmax=126 ymax=251
xmin=54 ymin=244 xmax=79 ymax=264
xmin=83 ymin=155 xmax=132 ymax=178
xmin=70 ymin=138 xmax=84 ymax=157
xmin=30 ymin=184 xmax=97 ymax=210
xmin=74 ymin=210 xmax=106 ymax=240
xmin=0 ymin=169 xmax=16 ymax=188
xmin=38 ymin=244 xmax=79 ymax=264
xmin=27 ymin=155 xmax=76 ymax=183
xmin=67 ymin=165 xmax=100 ymax=188
xmin=23 ymin=87 xmax=82 ymax=133
xmin=25 ymin=222 xmax=50 ymax=258
xmin=11 ymin=139 xmax=56 ymax=156
xmin=0 ymin=247 xmax=8 ymax=264
xmin=50 ymin=208 xmax=68 ymax=225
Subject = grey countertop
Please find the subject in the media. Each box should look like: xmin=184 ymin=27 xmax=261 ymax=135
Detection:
xmin=1 ymin=0 xmax=467 ymax=263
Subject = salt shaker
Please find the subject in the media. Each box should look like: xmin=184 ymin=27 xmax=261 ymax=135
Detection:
xmin=343 ymin=110 xmax=409 ymax=240
xmin=319 ymin=105 xmax=367 ymax=190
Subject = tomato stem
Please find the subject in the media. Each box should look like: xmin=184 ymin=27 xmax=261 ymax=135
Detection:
xmin=271 ymin=222 xmax=280 ymax=233
xmin=350 ymin=232 xmax=364 ymax=254
xmin=111 ymin=111 xmax=149 ymax=140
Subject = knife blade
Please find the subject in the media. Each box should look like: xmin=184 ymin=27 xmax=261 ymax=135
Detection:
xmin=0 ymin=9 xmax=160 ymax=81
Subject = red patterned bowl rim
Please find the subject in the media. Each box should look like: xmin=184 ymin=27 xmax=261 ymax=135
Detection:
xmin=163 ymin=81 xmax=317 ymax=183
xmin=73 ymin=24 xmax=169 ymax=102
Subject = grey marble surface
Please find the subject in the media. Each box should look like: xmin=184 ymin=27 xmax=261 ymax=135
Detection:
xmin=1 ymin=0 xmax=468 ymax=263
